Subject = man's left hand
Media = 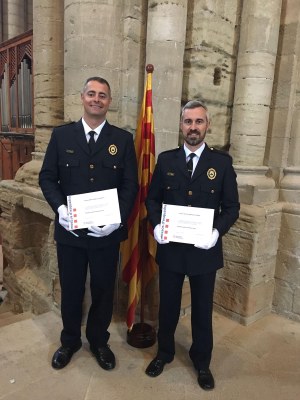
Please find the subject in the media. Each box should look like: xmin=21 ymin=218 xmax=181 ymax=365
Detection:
xmin=87 ymin=224 xmax=120 ymax=237
xmin=194 ymin=229 xmax=219 ymax=250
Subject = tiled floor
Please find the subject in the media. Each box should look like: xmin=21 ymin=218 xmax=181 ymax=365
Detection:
xmin=0 ymin=309 xmax=299 ymax=400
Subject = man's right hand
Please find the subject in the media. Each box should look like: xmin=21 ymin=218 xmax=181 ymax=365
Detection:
xmin=57 ymin=205 xmax=69 ymax=230
xmin=154 ymin=224 xmax=169 ymax=244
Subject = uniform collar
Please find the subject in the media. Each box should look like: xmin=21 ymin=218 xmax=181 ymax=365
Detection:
xmin=184 ymin=142 xmax=205 ymax=160
xmin=81 ymin=118 xmax=106 ymax=141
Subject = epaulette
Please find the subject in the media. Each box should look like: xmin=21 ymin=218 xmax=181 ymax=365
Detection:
xmin=210 ymin=147 xmax=231 ymax=157
xmin=160 ymin=147 xmax=181 ymax=155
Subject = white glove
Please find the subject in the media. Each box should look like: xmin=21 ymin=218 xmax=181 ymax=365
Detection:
xmin=194 ymin=228 xmax=219 ymax=250
xmin=154 ymin=224 xmax=169 ymax=244
xmin=87 ymin=223 xmax=120 ymax=238
xmin=57 ymin=205 xmax=70 ymax=230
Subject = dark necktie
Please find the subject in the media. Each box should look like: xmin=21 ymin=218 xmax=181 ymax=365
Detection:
xmin=187 ymin=153 xmax=196 ymax=177
xmin=88 ymin=131 xmax=96 ymax=153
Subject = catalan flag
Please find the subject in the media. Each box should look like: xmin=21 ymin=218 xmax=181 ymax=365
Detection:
xmin=120 ymin=65 xmax=157 ymax=330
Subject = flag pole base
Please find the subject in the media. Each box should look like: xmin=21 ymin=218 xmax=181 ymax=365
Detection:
xmin=127 ymin=322 xmax=156 ymax=348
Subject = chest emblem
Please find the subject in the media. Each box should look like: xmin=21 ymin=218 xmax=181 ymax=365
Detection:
xmin=207 ymin=168 xmax=217 ymax=180
xmin=108 ymin=144 xmax=118 ymax=155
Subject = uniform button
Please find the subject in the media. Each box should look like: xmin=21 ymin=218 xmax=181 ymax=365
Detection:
xmin=188 ymin=190 xmax=193 ymax=196
xmin=167 ymin=186 xmax=171 ymax=190
xmin=211 ymin=189 xmax=214 ymax=193
xmin=113 ymin=165 xmax=117 ymax=169
xmin=90 ymin=178 xmax=94 ymax=182
xmin=89 ymin=164 xmax=95 ymax=169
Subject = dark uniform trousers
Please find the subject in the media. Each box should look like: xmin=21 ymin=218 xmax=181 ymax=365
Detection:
xmin=157 ymin=267 xmax=216 ymax=370
xmin=57 ymin=242 xmax=120 ymax=349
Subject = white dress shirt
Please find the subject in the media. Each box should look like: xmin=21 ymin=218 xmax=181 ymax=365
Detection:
xmin=82 ymin=118 xmax=106 ymax=143
xmin=184 ymin=142 xmax=205 ymax=176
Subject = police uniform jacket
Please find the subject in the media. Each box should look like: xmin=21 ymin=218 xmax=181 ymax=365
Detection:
xmin=39 ymin=119 xmax=139 ymax=248
xmin=145 ymin=144 xmax=240 ymax=275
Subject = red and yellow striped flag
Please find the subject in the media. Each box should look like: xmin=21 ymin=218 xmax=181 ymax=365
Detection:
xmin=120 ymin=65 xmax=157 ymax=330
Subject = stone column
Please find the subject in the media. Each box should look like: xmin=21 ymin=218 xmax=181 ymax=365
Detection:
xmin=0 ymin=0 xmax=64 ymax=314
xmin=277 ymin=3 xmax=300 ymax=203
xmin=214 ymin=0 xmax=283 ymax=325
xmin=182 ymin=0 xmax=241 ymax=149
xmin=14 ymin=0 xmax=64 ymax=185
xmin=64 ymin=0 xmax=123 ymax=124
xmin=146 ymin=0 xmax=188 ymax=153
xmin=32 ymin=0 xmax=64 ymax=155
xmin=230 ymin=0 xmax=282 ymax=205
xmin=274 ymin=1 xmax=300 ymax=322
xmin=118 ymin=0 xmax=148 ymax=133
xmin=3 ymin=0 xmax=25 ymax=39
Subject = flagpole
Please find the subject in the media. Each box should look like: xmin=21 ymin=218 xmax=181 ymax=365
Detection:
xmin=126 ymin=64 xmax=156 ymax=348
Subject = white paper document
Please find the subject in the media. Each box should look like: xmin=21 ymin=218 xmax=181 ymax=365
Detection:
xmin=67 ymin=188 xmax=121 ymax=230
xmin=160 ymin=204 xmax=214 ymax=245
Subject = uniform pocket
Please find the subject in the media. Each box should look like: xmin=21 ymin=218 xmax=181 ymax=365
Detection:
xmin=102 ymin=159 xmax=124 ymax=170
xmin=58 ymin=159 xmax=80 ymax=183
xmin=101 ymin=159 xmax=124 ymax=186
xmin=198 ymin=184 xmax=221 ymax=207
xmin=164 ymin=182 xmax=180 ymax=191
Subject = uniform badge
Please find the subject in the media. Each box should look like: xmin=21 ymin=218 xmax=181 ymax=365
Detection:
xmin=66 ymin=149 xmax=74 ymax=154
xmin=108 ymin=144 xmax=117 ymax=155
xmin=207 ymin=168 xmax=216 ymax=180
xmin=167 ymin=172 xmax=175 ymax=176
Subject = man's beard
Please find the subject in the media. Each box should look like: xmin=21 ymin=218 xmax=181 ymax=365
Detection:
xmin=184 ymin=130 xmax=206 ymax=146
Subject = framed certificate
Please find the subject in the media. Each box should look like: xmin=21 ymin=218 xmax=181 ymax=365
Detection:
xmin=160 ymin=204 xmax=214 ymax=245
xmin=67 ymin=188 xmax=121 ymax=230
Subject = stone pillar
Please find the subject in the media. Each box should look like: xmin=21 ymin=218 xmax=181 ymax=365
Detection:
xmin=274 ymin=1 xmax=300 ymax=322
xmin=119 ymin=0 xmax=147 ymax=132
xmin=182 ymin=0 xmax=241 ymax=149
xmin=214 ymin=0 xmax=283 ymax=325
xmin=0 ymin=0 xmax=64 ymax=314
xmin=230 ymin=0 xmax=282 ymax=205
xmin=277 ymin=2 xmax=300 ymax=204
xmin=231 ymin=0 xmax=282 ymax=165
xmin=146 ymin=0 xmax=188 ymax=153
xmin=33 ymin=0 xmax=64 ymax=155
xmin=14 ymin=0 xmax=64 ymax=184
xmin=64 ymin=0 xmax=123 ymax=124
xmin=3 ymin=0 xmax=25 ymax=39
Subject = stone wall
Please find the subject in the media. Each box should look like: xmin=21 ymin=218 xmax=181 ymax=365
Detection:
xmin=0 ymin=179 xmax=55 ymax=314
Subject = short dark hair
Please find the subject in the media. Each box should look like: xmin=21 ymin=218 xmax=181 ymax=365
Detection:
xmin=181 ymin=100 xmax=210 ymax=123
xmin=82 ymin=77 xmax=111 ymax=96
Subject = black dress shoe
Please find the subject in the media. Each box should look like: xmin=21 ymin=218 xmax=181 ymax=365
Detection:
xmin=51 ymin=345 xmax=81 ymax=370
xmin=145 ymin=357 xmax=167 ymax=377
xmin=90 ymin=344 xmax=116 ymax=370
xmin=197 ymin=369 xmax=215 ymax=390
